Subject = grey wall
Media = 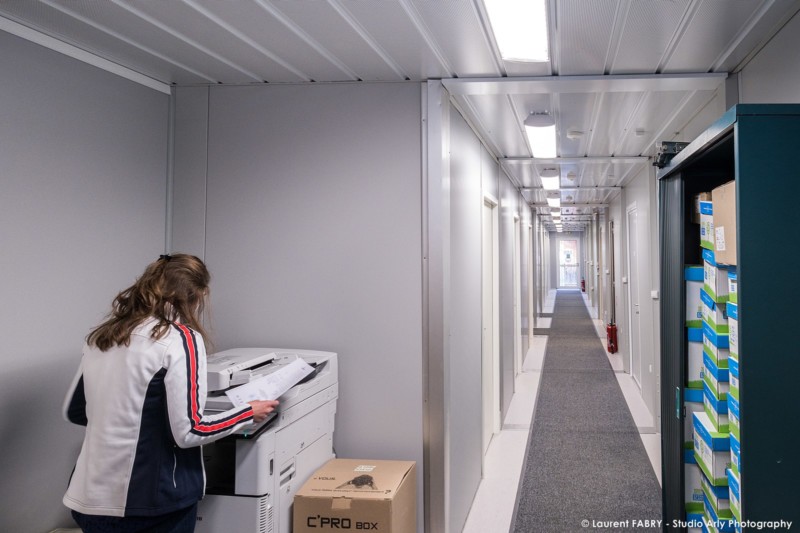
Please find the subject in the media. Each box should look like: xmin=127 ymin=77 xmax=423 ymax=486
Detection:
xmin=740 ymin=10 xmax=800 ymax=103
xmin=446 ymin=105 xmax=532 ymax=532
xmin=0 ymin=32 xmax=169 ymax=532
xmin=447 ymin=109 xmax=484 ymax=532
xmin=172 ymin=82 xmax=425 ymax=527
xmin=498 ymin=171 xmax=521 ymax=414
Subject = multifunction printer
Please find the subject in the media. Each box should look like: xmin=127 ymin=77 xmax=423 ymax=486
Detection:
xmin=195 ymin=348 xmax=338 ymax=533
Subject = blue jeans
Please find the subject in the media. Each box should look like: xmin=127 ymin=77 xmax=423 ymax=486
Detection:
xmin=71 ymin=503 xmax=198 ymax=533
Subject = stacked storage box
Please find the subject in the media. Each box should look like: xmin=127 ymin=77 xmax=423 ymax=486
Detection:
xmin=685 ymin=263 xmax=706 ymax=528
xmin=713 ymin=181 xmax=740 ymax=531
xmin=696 ymin=197 xmax=735 ymax=531
xmin=686 ymin=266 xmax=705 ymax=389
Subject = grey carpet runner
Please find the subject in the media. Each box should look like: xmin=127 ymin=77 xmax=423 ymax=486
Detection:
xmin=512 ymin=290 xmax=662 ymax=532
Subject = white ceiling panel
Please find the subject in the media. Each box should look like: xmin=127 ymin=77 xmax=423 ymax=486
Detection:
xmin=558 ymin=0 xmax=619 ymax=75
xmin=555 ymin=92 xmax=598 ymax=157
xmin=586 ymin=91 xmax=646 ymax=156
xmin=339 ymin=0 xmax=451 ymax=79
xmin=663 ymin=0 xmax=766 ymax=73
xmin=616 ymin=89 xmax=694 ymax=156
xmin=190 ymin=0 xmax=356 ymax=82
xmin=462 ymin=94 xmax=530 ymax=157
xmin=51 ymin=0 xmax=271 ymax=83
xmin=1 ymin=0 xmax=796 ymax=230
xmin=611 ymin=0 xmax=691 ymax=74
xmin=409 ymin=0 xmax=500 ymax=77
xmin=0 ymin=0 xmax=211 ymax=84
xmin=263 ymin=0 xmax=404 ymax=81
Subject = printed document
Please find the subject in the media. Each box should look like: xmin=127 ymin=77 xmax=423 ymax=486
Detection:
xmin=225 ymin=358 xmax=314 ymax=406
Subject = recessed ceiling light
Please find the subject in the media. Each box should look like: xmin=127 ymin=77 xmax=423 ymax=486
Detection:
xmin=566 ymin=130 xmax=584 ymax=140
xmin=483 ymin=0 xmax=549 ymax=62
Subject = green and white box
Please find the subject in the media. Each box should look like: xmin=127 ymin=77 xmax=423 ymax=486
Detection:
xmin=688 ymin=340 xmax=705 ymax=389
xmin=702 ymin=288 xmax=728 ymax=334
xmin=703 ymin=249 xmax=730 ymax=303
xmin=685 ymin=453 xmax=705 ymax=513
xmin=694 ymin=411 xmax=731 ymax=486
xmin=700 ymin=200 xmax=714 ymax=250
xmin=728 ymin=356 xmax=739 ymax=401
xmin=705 ymin=493 xmax=735 ymax=533
xmin=703 ymin=321 xmax=730 ymax=367
xmin=727 ymin=302 xmax=738 ymax=359
xmin=685 ymin=388 xmax=705 ymax=447
xmin=704 ymin=352 xmax=730 ymax=399
xmin=703 ymin=473 xmax=731 ymax=514
xmin=727 ymin=468 xmax=741 ymax=522
xmin=686 ymin=266 xmax=704 ymax=328
xmin=728 ymin=393 xmax=740 ymax=441
xmin=727 ymin=271 xmax=737 ymax=304
xmin=703 ymin=380 xmax=729 ymax=433
xmin=730 ymin=432 xmax=741 ymax=475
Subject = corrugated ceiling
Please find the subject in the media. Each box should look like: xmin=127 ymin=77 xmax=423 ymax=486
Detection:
xmin=2 ymin=0 xmax=797 ymax=231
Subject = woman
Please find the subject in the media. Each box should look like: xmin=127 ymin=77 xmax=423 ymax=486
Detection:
xmin=63 ymin=254 xmax=277 ymax=532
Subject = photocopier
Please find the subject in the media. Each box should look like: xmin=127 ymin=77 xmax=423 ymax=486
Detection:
xmin=195 ymin=348 xmax=338 ymax=533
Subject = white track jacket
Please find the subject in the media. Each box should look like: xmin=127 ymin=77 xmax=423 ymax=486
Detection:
xmin=63 ymin=318 xmax=254 ymax=517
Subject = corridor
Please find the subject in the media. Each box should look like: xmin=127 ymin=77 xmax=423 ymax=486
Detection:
xmin=463 ymin=289 xmax=662 ymax=532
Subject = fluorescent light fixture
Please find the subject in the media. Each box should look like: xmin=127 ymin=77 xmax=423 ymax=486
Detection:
xmin=546 ymin=193 xmax=561 ymax=208
xmin=539 ymin=167 xmax=560 ymax=190
xmin=483 ymin=0 xmax=549 ymax=62
xmin=524 ymin=114 xmax=557 ymax=158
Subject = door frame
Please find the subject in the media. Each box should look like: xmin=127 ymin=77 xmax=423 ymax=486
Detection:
xmin=481 ymin=194 xmax=501 ymax=470
xmin=626 ymin=201 xmax=643 ymax=389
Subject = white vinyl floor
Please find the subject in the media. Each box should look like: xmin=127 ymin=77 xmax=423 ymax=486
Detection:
xmin=462 ymin=290 xmax=661 ymax=532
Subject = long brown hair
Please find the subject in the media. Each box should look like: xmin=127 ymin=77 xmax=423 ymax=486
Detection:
xmin=87 ymin=254 xmax=211 ymax=351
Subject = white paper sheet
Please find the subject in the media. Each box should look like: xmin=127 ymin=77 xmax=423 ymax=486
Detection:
xmin=225 ymin=358 xmax=314 ymax=406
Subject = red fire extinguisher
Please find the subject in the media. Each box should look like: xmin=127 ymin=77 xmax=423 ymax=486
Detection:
xmin=607 ymin=322 xmax=618 ymax=354
xmin=581 ymin=279 xmax=585 ymax=292
xmin=607 ymin=220 xmax=618 ymax=354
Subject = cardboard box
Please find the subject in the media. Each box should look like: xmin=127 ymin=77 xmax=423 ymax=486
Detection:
xmin=701 ymin=288 xmax=728 ymax=334
xmin=700 ymin=200 xmax=714 ymax=250
xmin=703 ymin=322 xmax=730 ymax=368
xmin=688 ymin=327 xmax=703 ymax=343
xmin=694 ymin=411 xmax=730 ymax=486
xmin=685 ymin=459 xmax=705 ymax=513
xmin=728 ymin=356 xmax=739 ymax=401
xmin=727 ymin=302 xmax=738 ymax=360
xmin=703 ymin=352 xmax=730 ymax=399
xmin=693 ymin=192 xmax=712 ymax=224
xmin=686 ymin=266 xmax=704 ymax=328
xmin=713 ymin=181 xmax=737 ymax=266
xmin=704 ymin=493 xmax=735 ymax=533
xmin=703 ymin=380 xmax=729 ymax=433
xmin=685 ymin=388 xmax=705 ymax=447
xmin=727 ymin=469 xmax=742 ymax=522
xmin=727 ymin=271 xmax=737 ymax=304
xmin=730 ymin=432 xmax=741 ymax=476
xmin=703 ymin=249 xmax=730 ymax=303
xmin=293 ymin=459 xmax=416 ymax=533
xmin=688 ymin=340 xmax=705 ymax=389
xmin=728 ymin=393 xmax=740 ymax=441
xmin=703 ymin=473 xmax=731 ymax=513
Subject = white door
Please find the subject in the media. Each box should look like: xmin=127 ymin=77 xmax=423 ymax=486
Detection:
xmin=558 ymin=239 xmax=579 ymax=288
xmin=482 ymin=198 xmax=500 ymax=462
xmin=627 ymin=203 xmax=643 ymax=388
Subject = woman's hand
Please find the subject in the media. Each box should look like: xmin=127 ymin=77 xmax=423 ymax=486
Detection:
xmin=247 ymin=400 xmax=280 ymax=423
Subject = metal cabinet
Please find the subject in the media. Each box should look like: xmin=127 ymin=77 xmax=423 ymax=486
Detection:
xmin=657 ymin=104 xmax=800 ymax=530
